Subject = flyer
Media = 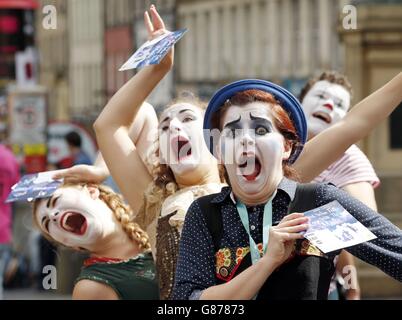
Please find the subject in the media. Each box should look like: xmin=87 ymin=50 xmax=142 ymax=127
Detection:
xmin=6 ymin=171 xmax=63 ymax=203
xmin=119 ymin=29 xmax=188 ymax=71
xmin=302 ymin=201 xmax=377 ymax=253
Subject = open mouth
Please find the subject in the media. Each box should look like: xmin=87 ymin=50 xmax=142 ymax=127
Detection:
xmin=60 ymin=212 xmax=87 ymax=236
xmin=238 ymin=153 xmax=262 ymax=182
xmin=312 ymin=111 xmax=331 ymax=124
xmin=171 ymin=136 xmax=192 ymax=161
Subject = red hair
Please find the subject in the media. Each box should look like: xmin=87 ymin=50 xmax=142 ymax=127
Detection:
xmin=211 ymin=89 xmax=300 ymax=180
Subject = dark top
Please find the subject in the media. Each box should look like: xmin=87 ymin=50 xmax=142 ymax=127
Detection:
xmin=76 ymin=252 xmax=159 ymax=300
xmin=172 ymin=178 xmax=402 ymax=300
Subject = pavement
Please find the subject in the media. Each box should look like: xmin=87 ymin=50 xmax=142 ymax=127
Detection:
xmin=3 ymin=288 xmax=70 ymax=300
xmin=2 ymin=288 xmax=401 ymax=300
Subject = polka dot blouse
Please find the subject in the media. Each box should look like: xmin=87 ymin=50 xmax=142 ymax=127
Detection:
xmin=172 ymin=178 xmax=402 ymax=300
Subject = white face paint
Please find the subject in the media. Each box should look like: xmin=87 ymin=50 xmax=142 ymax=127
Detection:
xmin=301 ymin=80 xmax=351 ymax=137
xmin=219 ymin=102 xmax=291 ymax=205
xmin=35 ymin=186 xmax=116 ymax=251
xmin=158 ymin=103 xmax=214 ymax=175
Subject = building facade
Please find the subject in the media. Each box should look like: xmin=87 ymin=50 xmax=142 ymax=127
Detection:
xmin=36 ymin=0 xmax=68 ymax=121
xmin=67 ymin=0 xmax=105 ymax=128
xmin=341 ymin=1 xmax=402 ymax=297
xmin=176 ymin=0 xmax=344 ymax=97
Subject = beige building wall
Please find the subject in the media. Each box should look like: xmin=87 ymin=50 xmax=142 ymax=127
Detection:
xmin=105 ymin=0 xmax=135 ymax=27
xmin=341 ymin=4 xmax=402 ymax=175
xmin=68 ymin=0 xmax=105 ymax=126
xmin=176 ymin=0 xmax=344 ymax=85
xmin=36 ymin=0 xmax=69 ymax=121
xmin=340 ymin=2 xmax=402 ymax=298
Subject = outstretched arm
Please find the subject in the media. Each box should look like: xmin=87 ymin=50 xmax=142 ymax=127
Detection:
xmin=53 ymin=101 xmax=158 ymax=186
xmin=294 ymin=72 xmax=402 ymax=182
xmin=320 ymin=184 xmax=402 ymax=282
xmin=93 ymin=5 xmax=172 ymax=214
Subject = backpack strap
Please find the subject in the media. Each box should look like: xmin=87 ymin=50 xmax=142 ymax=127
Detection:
xmin=200 ymin=183 xmax=320 ymax=253
xmin=287 ymin=183 xmax=319 ymax=214
xmin=198 ymin=194 xmax=223 ymax=253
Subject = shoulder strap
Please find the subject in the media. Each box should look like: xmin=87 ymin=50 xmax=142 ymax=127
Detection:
xmin=197 ymin=194 xmax=223 ymax=253
xmin=287 ymin=183 xmax=319 ymax=214
xmin=199 ymin=183 xmax=320 ymax=251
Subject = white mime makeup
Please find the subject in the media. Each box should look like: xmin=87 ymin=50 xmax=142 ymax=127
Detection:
xmin=158 ymin=103 xmax=214 ymax=176
xmin=35 ymin=186 xmax=116 ymax=251
xmin=301 ymin=80 xmax=351 ymax=138
xmin=219 ymin=102 xmax=291 ymax=206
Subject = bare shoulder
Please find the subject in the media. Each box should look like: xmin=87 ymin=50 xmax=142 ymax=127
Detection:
xmin=72 ymin=279 xmax=119 ymax=300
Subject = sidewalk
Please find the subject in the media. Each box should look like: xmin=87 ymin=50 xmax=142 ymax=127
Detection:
xmin=3 ymin=288 xmax=70 ymax=300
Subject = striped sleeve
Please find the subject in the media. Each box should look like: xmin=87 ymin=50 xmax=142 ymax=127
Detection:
xmin=313 ymin=144 xmax=380 ymax=189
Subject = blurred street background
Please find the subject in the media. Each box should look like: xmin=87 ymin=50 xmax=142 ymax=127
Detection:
xmin=0 ymin=0 xmax=401 ymax=300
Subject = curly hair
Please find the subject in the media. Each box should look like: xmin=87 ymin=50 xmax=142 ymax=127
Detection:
xmin=33 ymin=183 xmax=151 ymax=252
xmin=299 ymin=70 xmax=353 ymax=103
xmin=141 ymin=93 xmax=226 ymax=221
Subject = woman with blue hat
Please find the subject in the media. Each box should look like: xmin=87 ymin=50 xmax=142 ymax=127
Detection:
xmin=56 ymin=5 xmax=402 ymax=300
xmin=172 ymin=79 xmax=402 ymax=300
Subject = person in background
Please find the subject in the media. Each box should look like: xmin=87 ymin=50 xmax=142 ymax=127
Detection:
xmin=65 ymin=131 xmax=92 ymax=166
xmin=0 ymin=143 xmax=20 ymax=300
xmin=300 ymin=71 xmax=380 ymax=299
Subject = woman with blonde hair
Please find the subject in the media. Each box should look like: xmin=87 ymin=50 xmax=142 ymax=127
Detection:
xmin=32 ymin=182 xmax=159 ymax=300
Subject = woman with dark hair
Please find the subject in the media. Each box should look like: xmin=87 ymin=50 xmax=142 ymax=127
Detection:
xmin=172 ymin=80 xmax=402 ymax=300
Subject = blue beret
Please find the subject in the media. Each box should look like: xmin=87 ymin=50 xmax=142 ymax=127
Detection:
xmin=203 ymin=79 xmax=307 ymax=164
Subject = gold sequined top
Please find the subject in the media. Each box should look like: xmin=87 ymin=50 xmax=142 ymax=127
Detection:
xmin=134 ymin=183 xmax=225 ymax=299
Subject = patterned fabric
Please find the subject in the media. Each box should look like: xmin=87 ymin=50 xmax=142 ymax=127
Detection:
xmin=215 ymin=247 xmax=251 ymax=281
xmin=75 ymin=252 xmax=159 ymax=300
xmin=161 ymin=183 xmax=224 ymax=234
xmin=295 ymin=239 xmax=325 ymax=258
xmin=137 ymin=183 xmax=226 ymax=299
xmin=313 ymin=144 xmax=380 ymax=189
xmin=155 ymin=213 xmax=181 ymax=300
xmin=172 ymin=178 xmax=402 ymax=300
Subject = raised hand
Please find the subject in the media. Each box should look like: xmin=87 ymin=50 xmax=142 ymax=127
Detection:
xmin=144 ymin=5 xmax=173 ymax=69
xmin=53 ymin=165 xmax=109 ymax=184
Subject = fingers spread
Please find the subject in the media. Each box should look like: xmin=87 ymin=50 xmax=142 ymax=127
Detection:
xmin=144 ymin=11 xmax=154 ymax=36
xmin=150 ymin=5 xmax=166 ymax=30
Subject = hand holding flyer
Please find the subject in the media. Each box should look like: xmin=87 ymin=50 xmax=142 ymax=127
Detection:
xmin=119 ymin=29 xmax=187 ymax=71
xmin=302 ymin=201 xmax=377 ymax=253
xmin=6 ymin=171 xmax=63 ymax=203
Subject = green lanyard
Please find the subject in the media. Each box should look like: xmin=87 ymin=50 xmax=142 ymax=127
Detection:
xmin=236 ymin=192 xmax=276 ymax=265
